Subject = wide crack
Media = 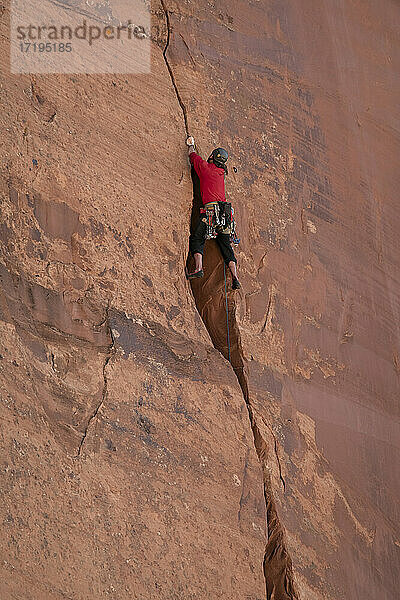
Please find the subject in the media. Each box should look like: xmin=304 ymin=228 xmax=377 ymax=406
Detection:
xmin=195 ymin=279 xmax=298 ymax=599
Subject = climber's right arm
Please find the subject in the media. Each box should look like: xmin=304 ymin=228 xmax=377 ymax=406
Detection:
xmin=187 ymin=137 xmax=208 ymax=176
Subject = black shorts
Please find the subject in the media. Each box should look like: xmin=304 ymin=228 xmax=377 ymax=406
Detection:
xmin=189 ymin=219 xmax=237 ymax=264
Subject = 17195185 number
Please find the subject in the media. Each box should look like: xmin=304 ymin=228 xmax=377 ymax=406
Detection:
xmin=19 ymin=42 xmax=72 ymax=52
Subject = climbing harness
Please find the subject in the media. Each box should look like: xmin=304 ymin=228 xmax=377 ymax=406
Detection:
xmin=203 ymin=202 xmax=240 ymax=244
xmin=204 ymin=203 xmax=220 ymax=240
xmin=223 ymin=262 xmax=231 ymax=363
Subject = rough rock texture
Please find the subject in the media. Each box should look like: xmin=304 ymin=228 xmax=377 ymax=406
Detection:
xmin=1 ymin=1 xmax=399 ymax=599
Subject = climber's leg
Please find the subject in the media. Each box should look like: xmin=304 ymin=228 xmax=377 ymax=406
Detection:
xmin=228 ymin=260 xmax=238 ymax=280
xmin=216 ymin=233 xmax=241 ymax=289
xmin=187 ymin=219 xmax=207 ymax=278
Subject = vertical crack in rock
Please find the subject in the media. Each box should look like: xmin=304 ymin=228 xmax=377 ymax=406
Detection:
xmin=76 ymin=304 xmax=116 ymax=457
xmin=273 ymin=434 xmax=286 ymax=493
xmin=237 ymin=447 xmax=250 ymax=522
xmin=160 ymin=0 xmax=190 ymax=136
xmin=158 ymin=2 xmax=297 ymax=594
xmin=234 ymin=346 xmax=297 ymax=599
xmin=191 ymin=284 xmax=299 ymax=600
xmin=188 ymin=273 xmax=296 ymax=598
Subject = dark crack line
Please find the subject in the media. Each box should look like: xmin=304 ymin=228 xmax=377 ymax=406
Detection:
xmin=76 ymin=304 xmax=116 ymax=457
xmin=238 ymin=447 xmax=250 ymax=522
xmin=261 ymin=292 xmax=272 ymax=333
xmin=160 ymin=0 xmax=189 ymax=136
xmin=257 ymin=252 xmax=268 ymax=277
xmin=274 ymin=436 xmax=286 ymax=492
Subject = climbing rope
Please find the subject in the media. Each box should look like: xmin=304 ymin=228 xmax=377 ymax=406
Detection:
xmin=223 ymin=262 xmax=231 ymax=363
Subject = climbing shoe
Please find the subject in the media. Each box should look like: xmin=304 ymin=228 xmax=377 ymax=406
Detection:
xmin=186 ymin=269 xmax=204 ymax=280
xmin=232 ymin=278 xmax=241 ymax=290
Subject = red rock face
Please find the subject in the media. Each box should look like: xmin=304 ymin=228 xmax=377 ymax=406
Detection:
xmin=1 ymin=1 xmax=399 ymax=599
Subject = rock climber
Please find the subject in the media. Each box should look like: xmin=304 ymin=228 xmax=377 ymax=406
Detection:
xmin=186 ymin=136 xmax=241 ymax=290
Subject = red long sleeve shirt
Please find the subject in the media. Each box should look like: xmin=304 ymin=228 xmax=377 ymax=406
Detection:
xmin=189 ymin=152 xmax=226 ymax=205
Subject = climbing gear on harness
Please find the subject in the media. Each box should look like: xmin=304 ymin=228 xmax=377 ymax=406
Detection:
xmin=204 ymin=203 xmax=230 ymax=240
xmin=218 ymin=201 xmax=232 ymax=226
xmin=203 ymin=202 xmax=230 ymax=239
xmin=204 ymin=203 xmax=221 ymax=240
xmin=203 ymin=202 xmax=240 ymax=243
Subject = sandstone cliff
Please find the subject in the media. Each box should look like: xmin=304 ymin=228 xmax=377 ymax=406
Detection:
xmin=1 ymin=1 xmax=399 ymax=599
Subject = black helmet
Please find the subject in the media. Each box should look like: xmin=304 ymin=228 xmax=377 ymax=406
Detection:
xmin=208 ymin=147 xmax=229 ymax=168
